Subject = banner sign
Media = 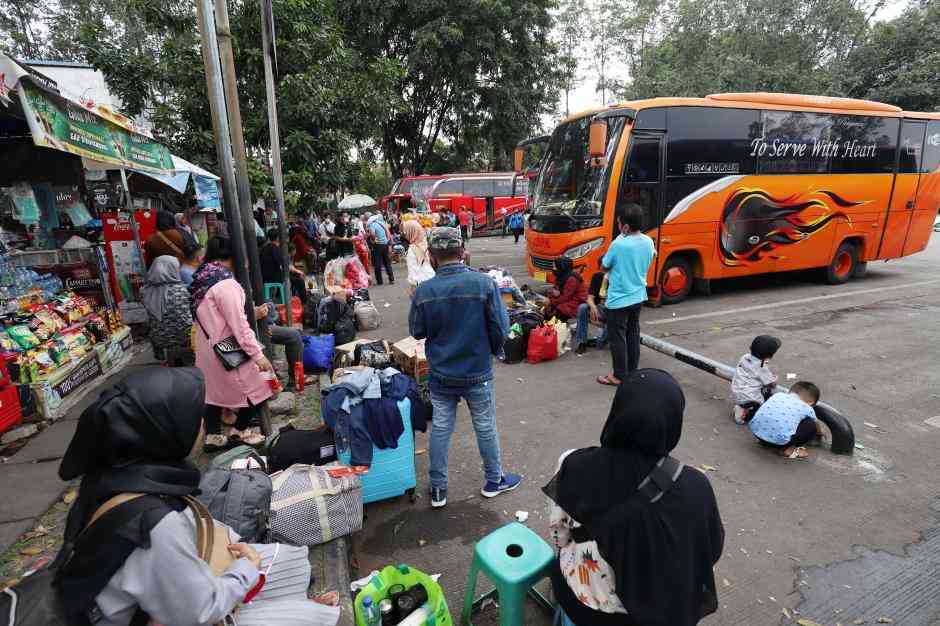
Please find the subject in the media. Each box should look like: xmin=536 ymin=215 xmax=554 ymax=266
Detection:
xmin=194 ymin=174 xmax=221 ymax=210
xmin=51 ymin=353 xmax=104 ymax=401
xmin=17 ymin=82 xmax=173 ymax=173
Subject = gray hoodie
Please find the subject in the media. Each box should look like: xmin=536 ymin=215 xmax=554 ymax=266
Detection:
xmin=731 ymin=353 xmax=777 ymax=405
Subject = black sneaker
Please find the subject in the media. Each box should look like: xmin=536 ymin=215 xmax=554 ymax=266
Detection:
xmin=430 ymin=486 xmax=447 ymax=508
xmin=575 ymin=343 xmax=587 ymax=355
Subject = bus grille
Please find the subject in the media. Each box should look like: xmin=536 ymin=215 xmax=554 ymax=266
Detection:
xmin=531 ymin=256 xmax=556 ymax=271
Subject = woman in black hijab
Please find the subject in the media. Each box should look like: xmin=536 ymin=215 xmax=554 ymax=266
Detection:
xmin=54 ymin=366 xmax=340 ymax=626
xmin=544 ymin=369 xmax=725 ymax=626
xmin=544 ymin=256 xmax=587 ymax=321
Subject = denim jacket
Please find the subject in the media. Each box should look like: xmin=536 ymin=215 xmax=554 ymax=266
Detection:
xmin=409 ymin=263 xmax=510 ymax=386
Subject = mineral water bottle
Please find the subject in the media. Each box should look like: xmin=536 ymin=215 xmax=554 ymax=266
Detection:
xmin=361 ymin=595 xmax=381 ymax=626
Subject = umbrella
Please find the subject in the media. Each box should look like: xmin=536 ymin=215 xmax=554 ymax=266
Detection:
xmin=338 ymin=194 xmax=377 ymax=212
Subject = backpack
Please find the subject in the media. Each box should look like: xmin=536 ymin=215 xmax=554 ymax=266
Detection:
xmin=333 ymin=315 xmax=357 ymax=346
xmin=317 ymin=297 xmax=349 ymax=335
xmin=209 ymin=445 xmax=266 ymax=471
xmin=268 ymin=426 xmax=338 ymax=472
xmin=197 ymin=469 xmax=272 ymax=543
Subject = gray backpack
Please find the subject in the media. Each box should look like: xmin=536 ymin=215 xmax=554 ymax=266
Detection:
xmin=198 ymin=469 xmax=272 ymax=543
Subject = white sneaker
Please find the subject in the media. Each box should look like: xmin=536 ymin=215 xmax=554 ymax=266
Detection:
xmin=731 ymin=405 xmax=747 ymax=425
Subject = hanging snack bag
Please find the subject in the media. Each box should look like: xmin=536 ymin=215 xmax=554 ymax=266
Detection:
xmin=8 ymin=325 xmax=40 ymax=350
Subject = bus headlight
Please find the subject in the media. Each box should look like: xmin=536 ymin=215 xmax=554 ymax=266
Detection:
xmin=564 ymin=238 xmax=605 ymax=260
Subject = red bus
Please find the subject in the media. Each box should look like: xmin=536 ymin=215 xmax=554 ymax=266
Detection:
xmin=381 ymin=172 xmax=497 ymax=213
xmin=425 ymin=173 xmax=528 ymax=234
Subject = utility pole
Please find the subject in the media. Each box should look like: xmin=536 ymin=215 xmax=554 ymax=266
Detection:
xmin=259 ymin=0 xmax=293 ymax=325
xmin=213 ymin=0 xmax=266 ymax=307
xmin=195 ymin=0 xmax=254 ymax=315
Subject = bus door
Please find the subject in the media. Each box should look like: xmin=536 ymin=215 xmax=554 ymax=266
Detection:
xmin=880 ymin=120 xmax=926 ymax=259
xmin=615 ymin=131 xmax=665 ymax=286
xmin=903 ymin=120 xmax=940 ymax=256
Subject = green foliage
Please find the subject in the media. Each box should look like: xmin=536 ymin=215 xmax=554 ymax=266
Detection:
xmin=336 ymin=0 xmax=563 ymax=177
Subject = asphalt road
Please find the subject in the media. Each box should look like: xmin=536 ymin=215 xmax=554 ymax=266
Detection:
xmin=351 ymin=232 xmax=940 ymax=626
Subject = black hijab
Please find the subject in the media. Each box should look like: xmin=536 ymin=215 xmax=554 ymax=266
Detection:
xmin=544 ymin=369 xmax=725 ymax=626
xmin=55 ymin=367 xmax=205 ymax=623
xmin=553 ymin=256 xmax=579 ymax=289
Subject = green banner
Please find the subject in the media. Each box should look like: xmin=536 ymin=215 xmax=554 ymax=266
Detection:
xmin=18 ymin=82 xmax=173 ymax=172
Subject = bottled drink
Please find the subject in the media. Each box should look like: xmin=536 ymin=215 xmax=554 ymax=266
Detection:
xmin=294 ymin=362 xmax=304 ymax=392
xmin=396 ymin=606 xmax=431 ymax=626
xmin=360 ymin=595 xmax=381 ymax=626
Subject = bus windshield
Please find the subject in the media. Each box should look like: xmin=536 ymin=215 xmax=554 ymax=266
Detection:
xmin=530 ymin=116 xmax=625 ymax=230
xmin=410 ymin=180 xmax=437 ymax=201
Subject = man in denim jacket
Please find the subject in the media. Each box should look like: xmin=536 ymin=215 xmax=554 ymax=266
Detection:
xmin=409 ymin=227 xmax=522 ymax=508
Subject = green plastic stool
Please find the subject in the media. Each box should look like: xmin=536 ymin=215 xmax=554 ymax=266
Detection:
xmin=461 ymin=522 xmax=555 ymax=625
xmin=263 ymin=282 xmax=286 ymax=305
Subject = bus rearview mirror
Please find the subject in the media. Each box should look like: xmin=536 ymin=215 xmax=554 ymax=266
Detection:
xmin=513 ymin=148 xmax=524 ymax=174
xmin=589 ymin=119 xmax=608 ymax=167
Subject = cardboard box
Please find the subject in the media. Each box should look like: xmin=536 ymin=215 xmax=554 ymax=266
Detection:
xmin=391 ymin=336 xmax=429 ymax=384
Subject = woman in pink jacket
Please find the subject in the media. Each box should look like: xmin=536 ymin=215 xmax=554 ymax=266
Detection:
xmin=190 ymin=236 xmax=273 ymax=450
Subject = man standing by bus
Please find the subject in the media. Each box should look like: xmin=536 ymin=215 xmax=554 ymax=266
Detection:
xmin=597 ymin=203 xmax=655 ymax=386
xmin=409 ymin=227 xmax=521 ymax=508
xmin=458 ymin=207 xmax=472 ymax=245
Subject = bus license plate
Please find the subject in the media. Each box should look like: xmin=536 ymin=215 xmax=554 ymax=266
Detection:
xmin=534 ymin=271 xmax=547 ymax=282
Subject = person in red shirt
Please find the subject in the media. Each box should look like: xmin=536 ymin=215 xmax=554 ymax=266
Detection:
xmin=543 ymin=256 xmax=587 ymax=321
xmin=458 ymin=207 xmax=473 ymax=244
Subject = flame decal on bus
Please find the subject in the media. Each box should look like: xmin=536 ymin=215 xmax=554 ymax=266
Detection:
xmin=719 ymin=188 xmax=862 ymax=265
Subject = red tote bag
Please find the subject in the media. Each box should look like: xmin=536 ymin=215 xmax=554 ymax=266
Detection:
xmin=526 ymin=324 xmax=558 ymax=364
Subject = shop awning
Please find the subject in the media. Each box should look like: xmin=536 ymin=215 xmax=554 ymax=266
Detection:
xmin=133 ymin=155 xmax=222 ymax=211
xmin=0 ymin=53 xmax=173 ymax=173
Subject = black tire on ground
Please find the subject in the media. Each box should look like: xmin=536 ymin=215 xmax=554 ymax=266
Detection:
xmin=825 ymin=241 xmax=858 ymax=285
xmin=659 ymin=256 xmax=694 ymax=305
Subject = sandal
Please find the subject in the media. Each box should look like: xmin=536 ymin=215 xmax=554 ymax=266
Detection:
xmin=597 ymin=374 xmax=621 ymax=387
xmin=203 ymin=434 xmax=229 ymax=453
xmin=783 ymin=446 xmax=809 ymax=460
xmin=312 ymin=591 xmax=340 ymax=607
xmin=233 ymin=428 xmax=265 ymax=447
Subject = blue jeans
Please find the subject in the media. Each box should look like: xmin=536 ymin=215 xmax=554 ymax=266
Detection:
xmin=429 ymin=381 xmax=503 ymax=490
xmin=575 ymin=303 xmax=608 ymax=347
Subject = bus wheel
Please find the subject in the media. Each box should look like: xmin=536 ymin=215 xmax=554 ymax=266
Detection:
xmin=660 ymin=256 xmax=694 ymax=305
xmin=826 ymin=242 xmax=857 ymax=285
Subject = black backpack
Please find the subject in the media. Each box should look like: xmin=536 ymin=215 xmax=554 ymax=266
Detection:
xmin=333 ymin=315 xmax=357 ymax=346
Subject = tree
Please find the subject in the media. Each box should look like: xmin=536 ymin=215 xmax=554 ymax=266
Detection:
xmin=1 ymin=0 xmax=53 ymax=59
xmin=842 ymin=0 xmax=940 ymax=111
xmin=556 ymin=0 xmax=589 ymax=117
xmin=618 ymin=0 xmax=877 ymax=100
xmin=335 ymin=0 xmax=563 ymax=178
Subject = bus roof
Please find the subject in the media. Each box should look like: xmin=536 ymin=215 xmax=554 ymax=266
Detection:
xmin=557 ymin=92 xmax=937 ymax=123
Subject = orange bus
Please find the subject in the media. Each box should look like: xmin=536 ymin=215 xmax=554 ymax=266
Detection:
xmin=516 ymin=92 xmax=940 ymax=304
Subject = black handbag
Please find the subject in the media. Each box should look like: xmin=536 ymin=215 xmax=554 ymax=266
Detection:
xmin=355 ymin=340 xmax=392 ymax=367
xmin=195 ymin=314 xmax=250 ymax=371
xmin=502 ymin=335 xmax=526 ymax=364
xmin=268 ymin=425 xmax=338 ymax=472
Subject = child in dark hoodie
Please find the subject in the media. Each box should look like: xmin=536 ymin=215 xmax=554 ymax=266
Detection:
xmin=730 ymin=335 xmax=780 ymax=424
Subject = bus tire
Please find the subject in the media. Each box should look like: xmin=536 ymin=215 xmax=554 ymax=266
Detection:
xmin=659 ymin=256 xmax=694 ymax=305
xmin=825 ymin=241 xmax=857 ymax=285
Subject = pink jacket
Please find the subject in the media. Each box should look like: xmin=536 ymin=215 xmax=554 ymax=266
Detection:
xmin=193 ymin=278 xmax=271 ymax=408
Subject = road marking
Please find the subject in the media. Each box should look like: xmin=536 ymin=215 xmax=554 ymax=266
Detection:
xmin=647 ymin=278 xmax=940 ymax=325
xmin=924 ymin=416 xmax=940 ymax=429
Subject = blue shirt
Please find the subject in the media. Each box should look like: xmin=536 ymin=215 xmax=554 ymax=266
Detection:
xmin=748 ymin=392 xmax=817 ymax=445
xmin=180 ymin=265 xmax=195 ymax=286
xmin=368 ymin=220 xmax=389 ymax=244
xmin=601 ymin=233 xmax=656 ymax=309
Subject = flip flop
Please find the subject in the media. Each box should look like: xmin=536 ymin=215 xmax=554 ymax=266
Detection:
xmin=784 ymin=446 xmax=809 ymax=460
xmin=597 ymin=375 xmax=620 ymax=386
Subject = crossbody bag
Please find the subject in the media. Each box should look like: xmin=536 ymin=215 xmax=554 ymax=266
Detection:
xmin=194 ymin=311 xmax=251 ymax=371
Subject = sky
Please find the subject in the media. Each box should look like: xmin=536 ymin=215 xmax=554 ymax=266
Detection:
xmin=550 ymin=0 xmax=912 ymax=128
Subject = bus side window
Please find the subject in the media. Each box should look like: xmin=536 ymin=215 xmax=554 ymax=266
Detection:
xmin=923 ymin=121 xmax=940 ymax=173
xmin=465 ymin=179 xmax=496 ymax=197
xmin=618 ymin=134 xmax=661 ymax=232
xmin=435 ymin=180 xmax=463 ymax=197
xmin=899 ymin=121 xmax=926 ymax=174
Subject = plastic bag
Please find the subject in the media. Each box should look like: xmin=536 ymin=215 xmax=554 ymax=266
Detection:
xmin=344 ymin=256 xmax=370 ymax=290
xmin=526 ymin=324 xmax=558 ymax=364
xmin=548 ymin=318 xmax=571 ymax=355
xmin=302 ymin=334 xmax=335 ymax=371
xmin=354 ymin=564 xmax=452 ymax=626
xmin=277 ymin=296 xmax=303 ymax=325
xmin=323 ymin=258 xmax=347 ymax=290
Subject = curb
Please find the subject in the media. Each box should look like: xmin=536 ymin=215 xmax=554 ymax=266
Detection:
xmin=308 ymin=536 xmax=355 ymax=626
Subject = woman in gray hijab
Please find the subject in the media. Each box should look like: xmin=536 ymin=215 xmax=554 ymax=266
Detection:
xmin=141 ymin=255 xmax=193 ymax=361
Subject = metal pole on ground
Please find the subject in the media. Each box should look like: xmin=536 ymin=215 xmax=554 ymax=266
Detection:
xmin=259 ymin=0 xmax=293 ymax=325
xmin=639 ymin=333 xmax=856 ymax=455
